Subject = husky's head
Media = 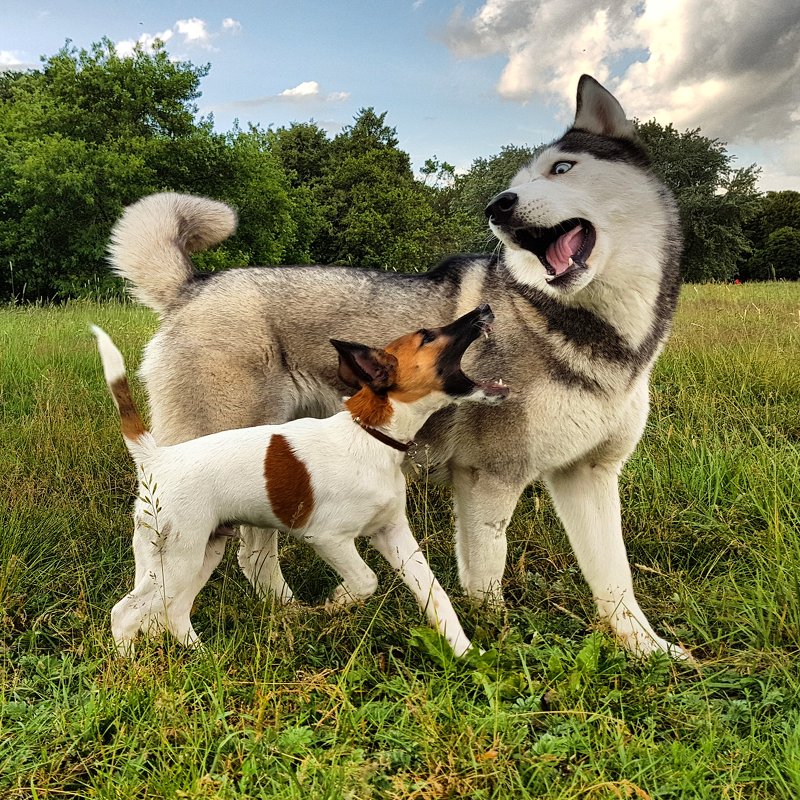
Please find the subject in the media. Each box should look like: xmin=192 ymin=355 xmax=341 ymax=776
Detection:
xmin=486 ymin=75 xmax=669 ymax=298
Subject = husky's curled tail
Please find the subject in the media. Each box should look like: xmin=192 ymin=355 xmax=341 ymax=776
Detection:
xmin=108 ymin=193 xmax=237 ymax=316
xmin=91 ymin=325 xmax=158 ymax=463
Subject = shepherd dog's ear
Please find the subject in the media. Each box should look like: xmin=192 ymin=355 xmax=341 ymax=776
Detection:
xmin=330 ymin=340 xmax=397 ymax=393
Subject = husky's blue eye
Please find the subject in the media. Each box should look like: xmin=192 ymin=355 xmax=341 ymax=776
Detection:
xmin=419 ymin=329 xmax=436 ymax=344
xmin=552 ymin=161 xmax=575 ymax=175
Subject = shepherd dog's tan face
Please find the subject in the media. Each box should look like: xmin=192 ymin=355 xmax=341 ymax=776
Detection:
xmin=383 ymin=329 xmax=451 ymax=404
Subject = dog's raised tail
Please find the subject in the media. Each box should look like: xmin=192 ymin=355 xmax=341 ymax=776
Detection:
xmin=108 ymin=193 xmax=237 ymax=316
xmin=91 ymin=325 xmax=157 ymax=462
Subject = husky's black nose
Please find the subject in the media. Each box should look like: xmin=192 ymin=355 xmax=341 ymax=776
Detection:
xmin=485 ymin=192 xmax=518 ymax=224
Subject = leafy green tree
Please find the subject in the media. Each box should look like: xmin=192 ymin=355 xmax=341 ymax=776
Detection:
xmin=752 ymin=191 xmax=800 ymax=242
xmin=740 ymin=191 xmax=800 ymax=280
xmin=0 ymin=134 xmax=152 ymax=297
xmin=747 ymin=227 xmax=800 ymax=280
xmin=417 ymin=156 xmax=478 ymax=260
xmin=312 ymin=109 xmax=439 ymax=271
xmin=635 ymin=121 xmax=761 ymax=282
xmin=0 ymin=38 xmax=206 ymax=143
xmin=0 ymin=39 xmax=302 ymax=299
xmin=269 ymin=121 xmax=332 ymax=188
xmin=267 ymin=122 xmax=332 ymax=263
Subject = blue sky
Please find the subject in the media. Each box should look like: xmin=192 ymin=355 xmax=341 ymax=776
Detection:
xmin=2 ymin=0 xmax=799 ymax=190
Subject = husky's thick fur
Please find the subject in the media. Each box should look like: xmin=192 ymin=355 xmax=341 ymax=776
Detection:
xmin=109 ymin=75 xmax=688 ymax=659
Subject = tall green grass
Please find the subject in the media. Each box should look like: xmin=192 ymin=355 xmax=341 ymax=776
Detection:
xmin=1 ymin=284 xmax=798 ymax=798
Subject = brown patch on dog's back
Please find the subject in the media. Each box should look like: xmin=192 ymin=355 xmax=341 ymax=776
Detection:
xmin=264 ymin=434 xmax=314 ymax=529
xmin=111 ymin=377 xmax=147 ymax=441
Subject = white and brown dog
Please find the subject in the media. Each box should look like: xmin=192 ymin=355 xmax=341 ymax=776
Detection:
xmin=93 ymin=305 xmax=508 ymax=656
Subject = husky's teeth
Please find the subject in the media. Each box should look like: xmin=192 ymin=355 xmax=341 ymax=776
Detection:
xmin=568 ymin=257 xmax=574 ymax=267
xmin=497 ymin=379 xmax=504 ymax=386
xmin=483 ymin=329 xmax=489 ymax=339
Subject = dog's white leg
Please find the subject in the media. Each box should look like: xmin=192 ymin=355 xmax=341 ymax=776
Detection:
xmin=165 ymin=533 xmax=228 ymax=649
xmin=545 ymin=460 xmax=690 ymax=660
xmin=112 ymin=521 xmax=165 ymax=655
xmin=371 ymin=519 xmax=473 ymax=657
xmin=452 ymin=466 xmax=523 ymax=605
xmin=309 ymin=534 xmax=378 ymax=610
xmin=112 ymin=517 xmax=216 ymax=655
xmin=237 ymin=526 xmax=294 ymax=603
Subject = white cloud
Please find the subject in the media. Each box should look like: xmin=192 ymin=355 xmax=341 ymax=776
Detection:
xmin=224 ymin=80 xmax=350 ymax=111
xmin=0 ymin=50 xmax=40 ymax=72
xmin=117 ymin=29 xmax=174 ymax=58
xmin=175 ymin=18 xmax=211 ymax=47
xmin=116 ymin=17 xmax=241 ymax=57
xmin=280 ymin=80 xmax=321 ymax=98
xmin=441 ymin=0 xmax=800 ymax=188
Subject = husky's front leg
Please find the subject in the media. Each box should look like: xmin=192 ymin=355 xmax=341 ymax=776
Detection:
xmin=452 ymin=466 xmax=525 ymax=605
xmin=545 ymin=458 xmax=691 ymax=660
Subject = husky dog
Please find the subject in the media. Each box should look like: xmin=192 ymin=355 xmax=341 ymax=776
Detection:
xmin=109 ymin=75 xmax=689 ymax=659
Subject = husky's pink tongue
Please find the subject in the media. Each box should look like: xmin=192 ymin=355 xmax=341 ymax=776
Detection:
xmin=546 ymin=224 xmax=584 ymax=276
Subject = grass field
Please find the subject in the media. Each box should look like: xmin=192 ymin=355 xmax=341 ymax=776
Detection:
xmin=1 ymin=283 xmax=799 ymax=798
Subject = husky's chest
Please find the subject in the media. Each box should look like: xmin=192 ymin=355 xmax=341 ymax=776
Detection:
xmin=421 ymin=371 xmax=649 ymax=483
xmin=522 ymin=377 xmax=648 ymax=473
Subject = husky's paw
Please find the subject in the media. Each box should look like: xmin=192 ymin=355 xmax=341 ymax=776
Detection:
xmin=269 ymin=585 xmax=296 ymax=606
xmin=113 ymin=637 xmax=136 ymax=659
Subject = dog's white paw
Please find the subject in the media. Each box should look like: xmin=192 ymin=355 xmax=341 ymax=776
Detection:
xmin=267 ymin=585 xmax=295 ymax=606
xmin=617 ymin=628 xmax=695 ymax=663
xmin=464 ymin=586 xmax=506 ymax=611
xmin=451 ymin=637 xmax=479 ymax=658
xmin=324 ymin=584 xmax=359 ymax=612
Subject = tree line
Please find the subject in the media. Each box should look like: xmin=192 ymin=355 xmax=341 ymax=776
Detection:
xmin=0 ymin=40 xmax=797 ymax=301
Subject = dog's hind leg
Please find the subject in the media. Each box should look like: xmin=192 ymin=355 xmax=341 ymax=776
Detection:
xmin=452 ymin=466 xmax=524 ymax=606
xmin=545 ymin=458 xmax=691 ymax=660
xmin=371 ymin=518 xmax=473 ymax=657
xmin=146 ymin=343 xmax=300 ymax=606
xmin=111 ymin=521 xmax=172 ymax=656
xmin=112 ymin=516 xmax=216 ymax=655
xmin=165 ymin=532 xmax=228 ymax=649
xmin=237 ymin=526 xmax=294 ymax=603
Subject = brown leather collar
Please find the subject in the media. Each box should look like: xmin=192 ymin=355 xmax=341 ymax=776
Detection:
xmin=353 ymin=418 xmax=413 ymax=452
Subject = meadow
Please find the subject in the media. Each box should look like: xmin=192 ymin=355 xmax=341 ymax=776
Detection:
xmin=0 ymin=282 xmax=798 ymax=799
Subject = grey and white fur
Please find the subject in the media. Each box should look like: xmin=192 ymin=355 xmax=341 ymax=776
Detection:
xmin=108 ymin=75 xmax=690 ymax=659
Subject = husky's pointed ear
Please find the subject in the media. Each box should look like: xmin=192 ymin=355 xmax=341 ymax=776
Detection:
xmin=574 ymin=75 xmax=636 ymax=140
xmin=330 ymin=340 xmax=397 ymax=392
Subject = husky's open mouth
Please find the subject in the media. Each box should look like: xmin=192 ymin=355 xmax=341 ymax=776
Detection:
xmin=512 ymin=218 xmax=596 ymax=283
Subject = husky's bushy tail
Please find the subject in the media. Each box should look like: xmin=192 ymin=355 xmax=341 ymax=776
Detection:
xmin=91 ymin=325 xmax=158 ymax=463
xmin=108 ymin=193 xmax=237 ymax=315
